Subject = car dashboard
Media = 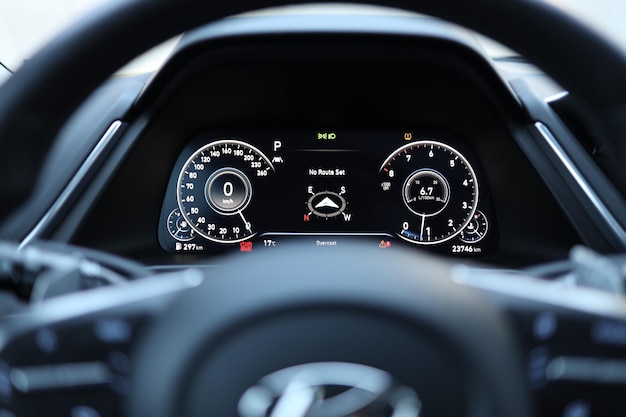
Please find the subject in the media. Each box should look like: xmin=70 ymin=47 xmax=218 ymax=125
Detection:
xmin=23 ymin=14 xmax=585 ymax=268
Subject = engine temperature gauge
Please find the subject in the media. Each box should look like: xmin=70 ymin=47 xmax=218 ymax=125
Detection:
xmin=459 ymin=210 xmax=489 ymax=244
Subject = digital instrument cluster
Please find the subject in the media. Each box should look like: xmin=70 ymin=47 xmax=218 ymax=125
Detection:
xmin=158 ymin=131 xmax=496 ymax=255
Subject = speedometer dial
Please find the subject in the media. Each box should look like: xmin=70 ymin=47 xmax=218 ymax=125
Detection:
xmin=380 ymin=140 xmax=478 ymax=245
xmin=177 ymin=140 xmax=274 ymax=243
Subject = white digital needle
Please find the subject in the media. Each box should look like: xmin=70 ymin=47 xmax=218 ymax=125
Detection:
xmin=239 ymin=211 xmax=252 ymax=231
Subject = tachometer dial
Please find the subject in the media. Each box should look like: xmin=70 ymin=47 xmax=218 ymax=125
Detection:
xmin=177 ymin=140 xmax=274 ymax=243
xmin=380 ymin=140 xmax=478 ymax=245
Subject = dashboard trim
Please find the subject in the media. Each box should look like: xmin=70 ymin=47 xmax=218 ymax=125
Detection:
xmin=259 ymin=232 xmax=395 ymax=236
xmin=535 ymin=122 xmax=626 ymax=247
xmin=19 ymin=121 xmax=123 ymax=249
xmin=543 ymin=91 xmax=569 ymax=104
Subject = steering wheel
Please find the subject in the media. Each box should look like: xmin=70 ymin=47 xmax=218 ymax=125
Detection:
xmin=0 ymin=1 xmax=625 ymax=417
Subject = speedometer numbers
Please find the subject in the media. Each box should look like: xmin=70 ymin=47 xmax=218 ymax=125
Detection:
xmin=177 ymin=140 xmax=274 ymax=243
xmin=380 ymin=141 xmax=478 ymax=245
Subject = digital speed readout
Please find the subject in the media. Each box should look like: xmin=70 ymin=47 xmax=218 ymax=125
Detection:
xmin=160 ymin=131 xmax=493 ymax=255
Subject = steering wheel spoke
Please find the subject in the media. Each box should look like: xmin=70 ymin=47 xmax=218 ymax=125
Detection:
xmin=457 ymin=265 xmax=626 ymax=417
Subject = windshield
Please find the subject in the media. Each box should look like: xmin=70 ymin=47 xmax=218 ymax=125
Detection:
xmin=0 ymin=0 xmax=624 ymax=76
xmin=545 ymin=0 xmax=626 ymax=48
xmin=0 ymin=0 xmax=106 ymax=72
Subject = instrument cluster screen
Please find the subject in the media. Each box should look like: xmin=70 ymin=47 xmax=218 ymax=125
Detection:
xmin=158 ymin=130 xmax=496 ymax=255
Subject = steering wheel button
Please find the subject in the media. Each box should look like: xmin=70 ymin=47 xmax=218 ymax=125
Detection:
xmin=533 ymin=311 xmax=557 ymax=341
xmin=110 ymin=375 xmax=130 ymax=395
xmin=563 ymin=400 xmax=591 ymax=417
xmin=71 ymin=406 xmax=101 ymax=417
xmin=527 ymin=348 xmax=549 ymax=390
xmin=547 ymin=356 xmax=626 ymax=384
xmin=0 ymin=364 xmax=11 ymax=402
xmin=93 ymin=319 xmax=132 ymax=344
xmin=35 ymin=329 xmax=58 ymax=353
xmin=590 ymin=320 xmax=626 ymax=347
xmin=108 ymin=352 xmax=131 ymax=374
xmin=10 ymin=362 xmax=111 ymax=393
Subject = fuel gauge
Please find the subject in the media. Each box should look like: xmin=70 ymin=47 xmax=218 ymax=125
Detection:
xmin=167 ymin=208 xmax=195 ymax=241
xmin=459 ymin=210 xmax=488 ymax=244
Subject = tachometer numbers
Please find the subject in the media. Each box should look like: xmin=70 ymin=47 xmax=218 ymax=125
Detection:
xmin=380 ymin=140 xmax=479 ymax=245
xmin=177 ymin=140 xmax=274 ymax=243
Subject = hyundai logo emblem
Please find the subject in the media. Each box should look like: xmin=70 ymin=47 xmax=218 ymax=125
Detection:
xmin=238 ymin=362 xmax=421 ymax=417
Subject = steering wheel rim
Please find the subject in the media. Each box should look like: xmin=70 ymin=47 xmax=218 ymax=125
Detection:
xmin=128 ymin=244 xmax=531 ymax=417
xmin=0 ymin=1 xmax=620 ymax=416
xmin=0 ymin=0 xmax=626 ymax=233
